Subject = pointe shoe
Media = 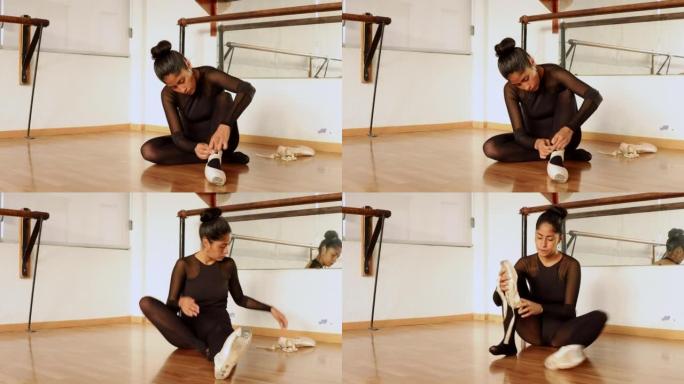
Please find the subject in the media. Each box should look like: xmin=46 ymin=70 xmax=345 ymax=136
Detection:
xmin=619 ymin=142 xmax=657 ymax=155
xmin=214 ymin=327 xmax=252 ymax=379
xmin=276 ymin=145 xmax=316 ymax=158
xmin=205 ymin=151 xmax=226 ymax=186
xmin=544 ymin=344 xmax=586 ymax=370
xmin=277 ymin=336 xmax=317 ymax=352
xmin=547 ymin=150 xmax=569 ymax=183
xmin=498 ymin=260 xmax=521 ymax=309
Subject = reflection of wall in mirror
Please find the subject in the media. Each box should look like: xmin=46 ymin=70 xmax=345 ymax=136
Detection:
xmin=218 ymin=0 xmax=342 ymax=78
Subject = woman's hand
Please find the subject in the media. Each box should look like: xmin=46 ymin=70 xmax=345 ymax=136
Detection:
xmin=498 ymin=269 xmax=510 ymax=293
xmin=194 ymin=143 xmax=212 ymax=160
xmin=179 ymin=296 xmax=200 ymax=317
xmin=535 ymin=139 xmax=555 ymax=159
xmin=551 ymin=127 xmax=574 ymax=151
xmin=518 ymin=298 xmax=543 ymax=318
xmin=270 ymin=307 xmax=288 ymax=329
xmin=208 ymin=124 xmax=230 ymax=152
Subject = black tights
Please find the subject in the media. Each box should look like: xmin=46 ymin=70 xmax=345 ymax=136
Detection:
xmin=483 ymin=89 xmax=588 ymax=163
xmin=139 ymin=296 xmax=234 ymax=360
xmin=140 ymin=131 xmax=240 ymax=166
xmin=496 ymin=299 xmax=607 ymax=348
xmin=141 ymin=92 xmax=241 ymax=165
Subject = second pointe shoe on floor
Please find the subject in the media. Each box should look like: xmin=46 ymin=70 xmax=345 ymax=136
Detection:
xmin=547 ymin=150 xmax=569 ymax=183
xmin=274 ymin=336 xmax=317 ymax=352
xmin=544 ymin=344 xmax=586 ymax=370
xmin=214 ymin=327 xmax=252 ymax=380
xmin=205 ymin=151 xmax=226 ymax=186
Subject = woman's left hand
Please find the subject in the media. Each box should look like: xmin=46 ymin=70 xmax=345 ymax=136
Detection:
xmin=271 ymin=307 xmax=288 ymax=329
xmin=551 ymin=127 xmax=574 ymax=150
xmin=208 ymin=124 xmax=230 ymax=152
xmin=518 ymin=298 xmax=543 ymax=318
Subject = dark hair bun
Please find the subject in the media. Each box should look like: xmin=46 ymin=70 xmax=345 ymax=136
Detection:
xmin=200 ymin=207 xmax=222 ymax=223
xmin=324 ymin=230 xmax=339 ymax=240
xmin=151 ymin=40 xmax=172 ymax=61
xmin=495 ymin=37 xmax=516 ymax=58
xmin=548 ymin=206 xmax=568 ymax=219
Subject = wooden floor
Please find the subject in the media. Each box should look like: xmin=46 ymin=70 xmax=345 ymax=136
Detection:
xmin=343 ymin=321 xmax=684 ymax=384
xmin=0 ymin=323 xmax=341 ymax=383
xmin=343 ymin=128 xmax=684 ymax=192
xmin=0 ymin=131 xmax=341 ymax=192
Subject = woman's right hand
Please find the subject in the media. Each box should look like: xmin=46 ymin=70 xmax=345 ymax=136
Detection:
xmin=194 ymin=143 xmax=212 ymax=160
xmin=179 ymin=296 xmax=200 ymax=317
xmin=535 ymin=138 xmax=554 ymax=159
xmin=498 ymin=270 xmax=510 ymax=293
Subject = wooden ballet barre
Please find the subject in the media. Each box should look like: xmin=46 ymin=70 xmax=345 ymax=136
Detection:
xmin=1 ymin=14 xmax=49 ymax=137
xmin=225 ymin=207 xmax=343 ymax=222
xmin=340 ymin=12 xmax=391 ymax=136
xmin=342 ymin=206 xmax=392 ymax=218
xmin=566 ymin=201 xmax=684 ymax=220
xmin=0 ymin=208 xmax=50 ymax=220
xmin=342 ymin=13 xmax=392 ymax=25
xmin=178 ymin=2 xmax=342 ymax=26
xmin=0 ymin=15 xmax=49 ymax=27
xmin=178 ymin=193 xmax=342 ymax=218
xmin=219 ymin=15 xmax=342 ymax=32
xmin=519 ymin=193 xmax=684 ymax=215
xmin=0 ymin=207 xmax=49 ymax=332
xmin=222 ymin=206 xmax=393 ymax=222
xmin=520 ymin=0 xmax=684 ymax=23
xmin=519 ymin=0 xmax=684 ymax=50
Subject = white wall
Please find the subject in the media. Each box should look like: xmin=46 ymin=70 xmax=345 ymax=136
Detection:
xmin=0 ymin=50 xmax=130 ymax=131
xmin=479 ymin=0 xmax=684 ymax=140
xmin=139 ymin=0 xmax=341 ymax=143
xmin=0 ymin=243 xmax=131 ymax=324
xmin=342 ymin=48 xmax=472 ymax=129
xmin=342 ymin=241 xmax=474 ymax=323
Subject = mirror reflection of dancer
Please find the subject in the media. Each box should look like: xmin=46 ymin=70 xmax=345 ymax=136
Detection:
xmin=483 ymin=37 xmax=603 ymax=183
xmin=306 ymin=230 xmax=342 ymax=269
xmin=139 ymin=208 xmax=288 ymax=379
xmin=142 ymin=40 xmax=256 ymax=186
xmin=490 ymin=207 xmax=608 ymax=370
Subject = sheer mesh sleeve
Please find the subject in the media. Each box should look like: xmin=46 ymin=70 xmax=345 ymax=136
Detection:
xmin=226 ymin=259 xmax=271 ymax=311
xmin=548 ymin=65 xmax=603 ymax=131
xmin=503 ymin=84 xmax=537 ymax=149
xmin=161 ymin=89 xmax=198 ymax=153
xmin=204 ymin=68 xmax=255 ymax=125
xmin=515 ymin=257 xmax=532 ymax=300
xmin=166 ymin=258 xmax=187 ymax=311
xmin=542 ymin=257 xmax=580 ymax=319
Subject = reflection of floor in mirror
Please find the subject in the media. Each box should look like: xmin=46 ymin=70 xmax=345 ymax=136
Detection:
xmin=0 ymin=323 xmax=341 ymax=383
xmin=343 ymin=128 xmax=684 ymax=192
xmin=343 ymin=320 xmax=684 ymax=384
xmin=0 ymin=131 xmax=341 ymax=192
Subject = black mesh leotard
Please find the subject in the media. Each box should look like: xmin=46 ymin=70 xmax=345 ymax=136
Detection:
xmin=139 ymin=255 xmax=270 ymax=359
xmin=493 ymin=253 xmax=607 ymax=348
xmin=483 ymin=64 xmax=603 ymax=162
xmin=141 ymin=66 xmax=255 ymax=165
